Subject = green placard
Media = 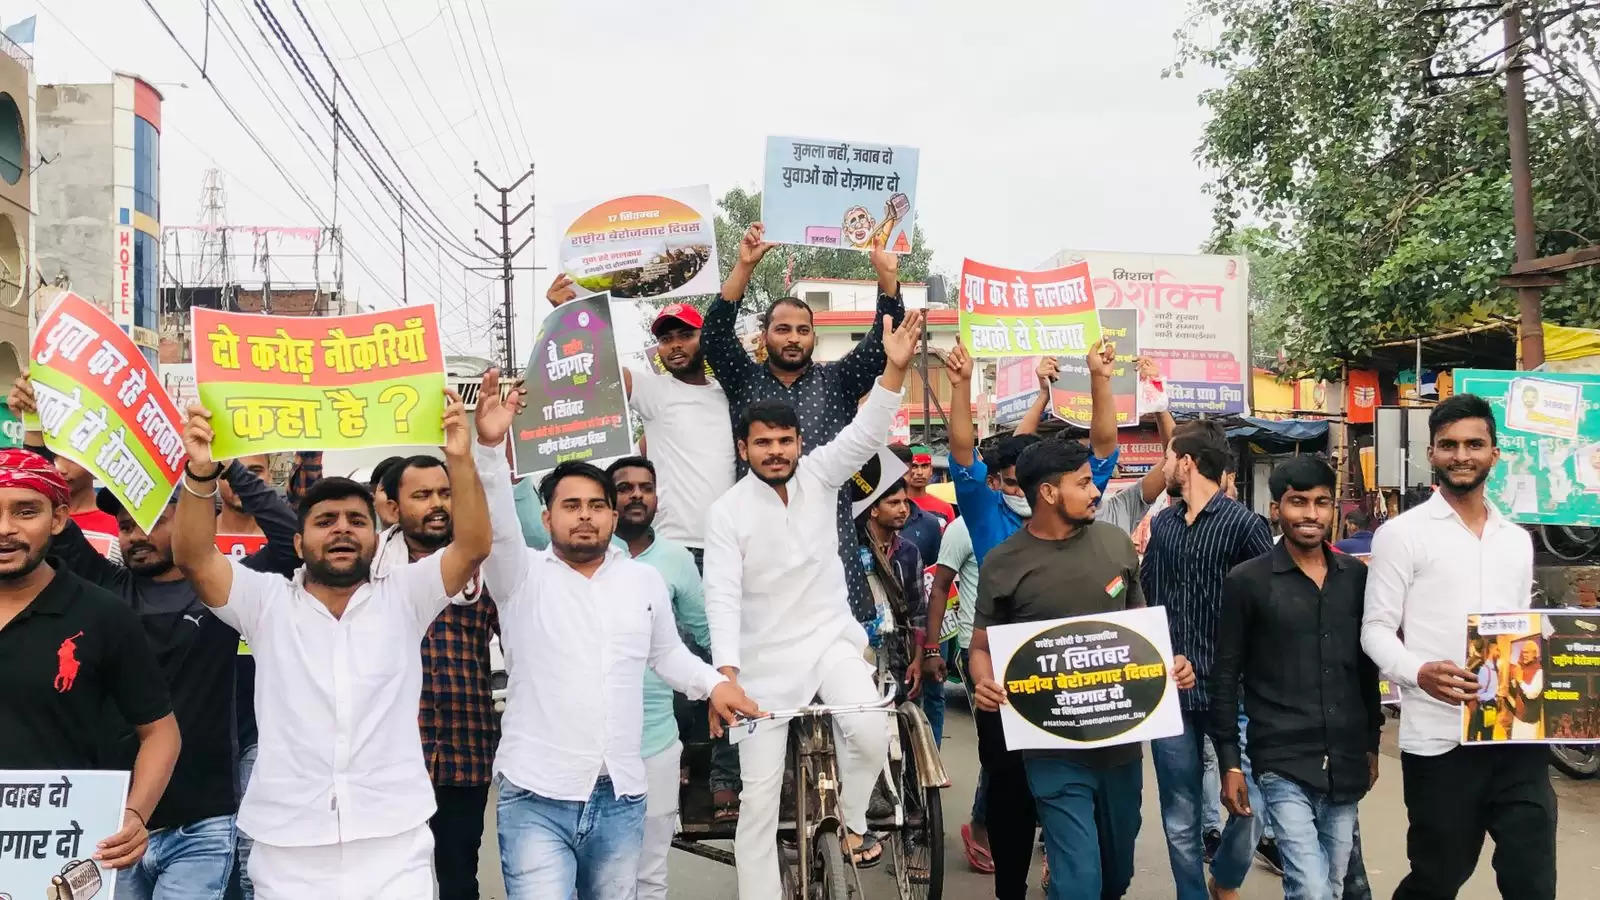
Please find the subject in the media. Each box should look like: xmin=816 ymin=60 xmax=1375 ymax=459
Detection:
xmin=1457 ymin=368 xmax=1600 ymax=526
xmin=0 ymin=407 xmax=23 ymax=448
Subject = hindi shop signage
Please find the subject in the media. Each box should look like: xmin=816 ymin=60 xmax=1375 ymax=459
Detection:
xmin=985 ymin=607 xmax=1183 ymax=750
xmin=1463 ymin=610 xmax=1600 ymax=745
xmin=191 ymin=305 xmax=447 ymax=459
xmin=761 ymin=136 xmax=919 ymax=253
xmin=512 ymin=293 xmax=632 ymax=477
xmin=29 ymin=292 xmax=185 ymax=532
xmin=0 ymin=770 xmax=128 ymax=900
xmin=555 ymin=185 xmax=720 ymax=303
xmin=1049 ymin=309 xmax=1140 ymax=430
xmin=958 ymin=259 xmax=1102 ymax=360
xmin=1039 ymin=249 xmax=1250 ymax=416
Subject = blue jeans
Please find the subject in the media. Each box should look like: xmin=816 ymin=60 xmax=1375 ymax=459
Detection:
xmin=231 ymin=742 xmax=257 ymax=900
xmin=957 ymin=647 xmax=989 ymax=826
xmin=920 ymin=671 xmax=947 ymax=746
xmin=1024 ymin=757 xmax=1142 ymax=900
xmin=117 ymin=814 xmax=236 ymax=899
xmin=1152 ymin=710 xmax=1266 ymax=899
xmin=1257 ymin=773 xmax=1359 ymax=900
xmin=1201 ymin=736 xmax=1223 ymax=833
xmin=497 ymin=774 xmax=647 ymax=900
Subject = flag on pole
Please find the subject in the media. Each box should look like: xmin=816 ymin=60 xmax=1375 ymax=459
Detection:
xmin=4 ymin=16 xmax=36 ymax=44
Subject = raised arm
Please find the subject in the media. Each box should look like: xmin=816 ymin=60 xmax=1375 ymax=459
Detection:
xmin=944 ymin=341 xmax=977 ymax=467
xmin=172 ymin=406 xmax=236 ymax=610
xmin=703 ymin=224 xmax=775 ymax=390
xmin=835 ymin=250 xmax=906 ymax=399
xmin=431 ymin=388 xmax=492 ymax=599
xmin=1139 ymin=374 xmax=1176 ymax=502
xmin=805 ymin=311 xmax=923 ymax=488
xmin=473 ymin=369 xmax=537 ymax=602
xmin=1087 ymin=339 xmax=1118 ymax=459
xmin=234 ymin=461 xmax=303 ymax=577
xmin=1015 ymin=357 xmax=1057 ymax=436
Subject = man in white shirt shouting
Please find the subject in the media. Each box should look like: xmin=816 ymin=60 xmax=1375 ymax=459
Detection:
xmin=1362 ymin=393 xmax=1552 ymax=900
xmin=169 ymin=386 xmax=493 ymax=898
xmin=704 ymin=309 xmax=925 ymax=898
xmin=471 ymin=370 xmax=758 ymax=900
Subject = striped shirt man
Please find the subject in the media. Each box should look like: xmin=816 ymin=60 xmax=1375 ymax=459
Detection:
xmin=1141 ymin=491 xmax=1273 ymax=711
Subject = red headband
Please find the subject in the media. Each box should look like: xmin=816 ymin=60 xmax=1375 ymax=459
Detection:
xmin=0 ymin=448 xmax=71 ymax=507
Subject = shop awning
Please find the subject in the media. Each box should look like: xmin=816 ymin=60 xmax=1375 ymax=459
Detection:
xmin=1225 ymin=416 xmax=1330 ymax=453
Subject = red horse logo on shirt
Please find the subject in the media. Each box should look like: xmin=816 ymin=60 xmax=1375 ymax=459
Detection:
xmin=54 ymin=631 xmax=84 ymax=693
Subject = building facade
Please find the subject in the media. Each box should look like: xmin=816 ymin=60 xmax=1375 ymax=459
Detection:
xmin=35 ymin=72 xmax=162 ymax=365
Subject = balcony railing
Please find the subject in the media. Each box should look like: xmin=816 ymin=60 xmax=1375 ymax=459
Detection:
xmin=0 ymin=32 xmax=32 ymax=73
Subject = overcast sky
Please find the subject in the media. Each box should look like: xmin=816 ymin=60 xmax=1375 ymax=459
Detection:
xmin=26 ymin=0 xmax=1224 ymax=361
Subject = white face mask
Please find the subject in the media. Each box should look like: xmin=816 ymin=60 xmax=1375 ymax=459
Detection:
xmin=1003 ymin=491 xmax=1033 ymax=518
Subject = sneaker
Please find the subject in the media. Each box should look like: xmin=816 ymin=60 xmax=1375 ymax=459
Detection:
xmin=1202 ymin=828 xmax=1222 ymax=864
xmin=1255 ymin=836 xmax=1285 ymax=876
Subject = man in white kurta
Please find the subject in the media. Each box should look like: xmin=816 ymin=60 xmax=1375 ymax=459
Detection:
xmin=703 ymin=311 xmax=922 ymax=898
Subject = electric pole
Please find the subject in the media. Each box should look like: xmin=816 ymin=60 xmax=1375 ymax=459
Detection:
xmin=1503 ymin=3 xmax=1544 ymax=368
xmin=474 ymin=162 xmax=535 ymax=376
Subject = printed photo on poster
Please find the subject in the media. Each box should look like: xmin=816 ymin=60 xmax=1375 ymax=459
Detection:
xmin=1458 ymin=369 xmax=1600 ymax=527
xmin=0 ymin=769 xmax=129 ymax=900
xmin=555 ymin=186 xmax=719 ymax=302
xmin=1049 ymin=309 xmax=1140 ymax=429
xmin=993 ymin=356 xmax=1041 ymax=428
xmin=1504 ymin=376 xmax=1582 ymax=439
xmin=1463 ymin=611 xmax=1600 ymax=745
xmin=1039 ymin=249 xmax=1249 ymax=415
xmin=514 ymin=293 xmax=632 ymax=477
xmin=958 ymin=258 xmax=1102 ymax=359
xmin=191 ymin=305 xmax=447 ymax=458
xmin=985 ymin=607 xmax=1183 ymax=751
xmin=761 ymin=136 xmax=919 ymax=253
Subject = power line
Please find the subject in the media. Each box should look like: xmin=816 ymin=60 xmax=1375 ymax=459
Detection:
xmin=435 ymin=0 xmax=514 ymax=175
xmin=462 ymin=0 xmax=533 ymax=166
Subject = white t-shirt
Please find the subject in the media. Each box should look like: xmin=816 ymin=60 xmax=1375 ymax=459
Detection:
xmin=936 ymin=517 xmax=980 ymax=650
xmin=628 ymin=366 xmax=735 ymax=549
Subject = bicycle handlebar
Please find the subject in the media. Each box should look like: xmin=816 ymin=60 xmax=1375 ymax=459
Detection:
xmin=728 ymin=684 xmax=898 ymax=741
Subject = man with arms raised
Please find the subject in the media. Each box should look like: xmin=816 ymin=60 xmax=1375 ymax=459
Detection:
xmin=169 ymin=388 xmax=491 ymax=897
xmin=704 ymin=310 xmax=925 ymax=897
xmin=1362 ymin=394 xmax=1552 ymax=899
xmin=0 ymin=449 xmax=180 ymax=873
xmin=374 ymin=454 xmax=500 ymax=900
xmin=471 ymin=372 xmax=756 ymax=900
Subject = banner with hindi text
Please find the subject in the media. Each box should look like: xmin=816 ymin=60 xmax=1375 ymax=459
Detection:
xmin=1463 ymin=610 xmax=1600 ymax=744
xmin=556 ymin=185 xmax=719 ymax=302
xmin=1049 ymin=308 xmax=1140 ymax=429
xmin=959 ymin=259 xmax=1102 ymax=360
xmin=29 ymin=292 xmax=185 ymax=532
xmin=761 ymin=136 xmax=919 ymax=253
xmin=513 ymin=293 xmax=632 ymax=477
xmin=192 ymin=306 xmax=446 ymax=459
xmin=0 ymin=769 xmax=128 ymax=900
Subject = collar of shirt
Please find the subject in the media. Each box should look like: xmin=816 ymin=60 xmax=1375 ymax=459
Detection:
xmin=1269 ymin=539 xmax=1354 ymax=575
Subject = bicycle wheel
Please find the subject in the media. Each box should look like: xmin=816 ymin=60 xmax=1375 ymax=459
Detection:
xmin=893 ymin=730 xmax=945 ymax=899
xmin=816 ymin=832 xmax=851 ymax=900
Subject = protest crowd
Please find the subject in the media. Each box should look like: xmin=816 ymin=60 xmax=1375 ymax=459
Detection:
xmin=0 ymin=215 xmax=1560 ymax=900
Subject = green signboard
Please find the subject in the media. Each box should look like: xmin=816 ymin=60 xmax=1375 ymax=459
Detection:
xmin=1457 ymin=368 xmax=1600 ymax=526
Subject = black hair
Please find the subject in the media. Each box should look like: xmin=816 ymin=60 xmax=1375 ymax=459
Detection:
xmin=296 ymin=477 xmax=377 ymax=530
xmin=1429 ymin=393 xmax=1497 ymax=446
xmin=1267 ymin=455 xmax=1337 ymax=502
xmin=760 ymin=296 xmax=813 ymax=330
xmin=381 ymin=455 xmax=445 ymax=502
xmin=873 ymin=477 xmax=908 ymax=509
xmin=737 ymin=400 xmax=800 ymax=441
xmin=990 ymin=433 xmax=1042 ymax=473
xmin=1346 ymin=510 xmax=1371 ymax=530
xmin=1170 ymin=419 xmax=1232 ymax=484
xmin=370 ymin=455 xmax=405 ymax=490
xmin=538 ymin=461 xmax=616 ymax=509
xmin=605 ymin=456 xmax=656 ymax=482
xmin=888 ymin=443 xmax=913 ymax=465
xmin=1014 ymin=440 xmax=1093 ymax=507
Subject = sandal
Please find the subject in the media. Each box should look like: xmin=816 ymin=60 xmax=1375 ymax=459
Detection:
xmin=712 ymin=789 xmax=739 ymax=824
xmin=961 ymin=824 xmax=995 ymax=874
xmin=847 ymin=831 xmax=883 ymax=869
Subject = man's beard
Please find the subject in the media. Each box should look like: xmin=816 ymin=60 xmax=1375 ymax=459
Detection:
xmin=305 ymin=552 xmax=372 ymax=588
xmin=767 ymin=345 xmax=811 ymax=372
xmin=552 ymin=536 xmax=607 ymax=564
xmin=124 ymin=541 xmax=175 ymax=578
xmin=1434 ymin=463 xmax=1489 ymax=496
xmin=0 ymin=540 xmax=48 ymax=581
xmin=403 ymin=509 xmax=452 ymax=551
xmin=753 ymin=462 xmax=797 ymax=487
xmin=663 ymin=350 xmax=705 ymax=377
xmin=615 ymin=502 xmax=653 ymax=541
xmin=1166 ymin=478 xmax=1183 ymax=499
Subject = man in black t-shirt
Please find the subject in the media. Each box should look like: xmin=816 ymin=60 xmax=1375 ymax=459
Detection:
xmin=0 ymin=448 xmax=179 ymax=872
xmin=969 ymin=440 xmax=1195 ymax=900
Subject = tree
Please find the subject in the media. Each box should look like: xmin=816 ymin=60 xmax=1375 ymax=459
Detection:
xmin=1172 ymin=0 xmax=1600 ymax=377
xmin=711 ymin=186 xmax=938 ymax=310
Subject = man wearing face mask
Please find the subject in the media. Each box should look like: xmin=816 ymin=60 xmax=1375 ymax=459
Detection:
xmin=9 ymin=371 xmax=303 ymax=900
xmin=374 ymin=455 xmax=500 ymax=900
xmin=971 ymin=439 xmax=1195 ymax=900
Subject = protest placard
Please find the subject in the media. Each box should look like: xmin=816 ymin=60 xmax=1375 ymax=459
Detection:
xmin=191 ymin=305 xmax=446 ymax=459
xmin=993 ymin=356 xmax=1041 ymax=428
xmin=1463 ymin=610 xmax=1600 ymax=744
xmin=513 ymin=293 xmax=631 ymax=477
xmin=847 ymin=446 xmax=910 ymax=518
xmin=1048 ymin=308 xmax=1140 ymax=429
xmin=217 ymin=533 xmax=267 ymax=559
xmin=761 ymin=136 xmax=919 ymax=253
xmin=158 ymin=363 xmax=197 ymax=411
xmin=556 ymin=186 xmax=719 ymax=303
xmin=958 ymin=259 xmax=1102 ymax=360
xmin=1038 ymin=250 xmax=1250 ymax=415
xmin=0 ymin=769 xmax=127 ymax=900
xmin=1457 ymin=369 xmax=1600 ymax=525
xmin=985 ymin=607 xmax=1183 ymax=750
xmin=29 ymin=292 xmax=185 ymax=532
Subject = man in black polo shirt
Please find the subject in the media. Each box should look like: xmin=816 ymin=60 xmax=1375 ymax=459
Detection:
xmin=0 ymin=448 xmax=179 ymax=871
xmin=969 ymin=440 xmax=1195 ymax=900
xmin=1210 ymin=456 xmax=1381 ymax=900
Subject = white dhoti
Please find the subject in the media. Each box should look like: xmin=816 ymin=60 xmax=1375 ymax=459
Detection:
xmin=734 ymin=639 xmax=890 ymax=900
xmin=248 ymin=824 xmax=434 ymax=899
xmin=638 ymin=739 xmax=683 ymax=900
